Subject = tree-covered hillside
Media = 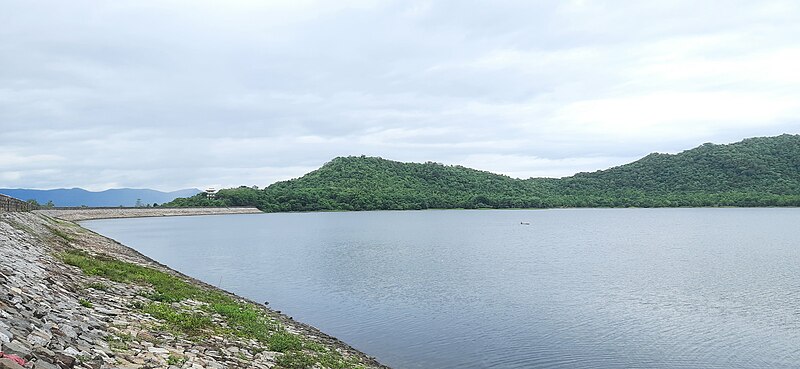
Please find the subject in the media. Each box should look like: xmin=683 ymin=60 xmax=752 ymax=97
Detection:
xmin=165 ymin=134 xmax=800 ymax=211
xmin=558 ymin=134 xmax=800 ymax=206
xmin=167 ymin=157 xmax=556 ymax=211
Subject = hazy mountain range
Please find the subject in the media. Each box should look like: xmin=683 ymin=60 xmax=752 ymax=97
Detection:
xmin=0 ymin=188 xmax=201 ymax=207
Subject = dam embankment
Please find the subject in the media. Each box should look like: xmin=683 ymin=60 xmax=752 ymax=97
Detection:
xmin=0 ymin=210 xmax=388 ymax=369
xmin=36 ymin=207 xmax=263 ymax=221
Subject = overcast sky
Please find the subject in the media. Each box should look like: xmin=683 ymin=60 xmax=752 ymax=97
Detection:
xmin=2 ymin=1 xmax=799 ymax=191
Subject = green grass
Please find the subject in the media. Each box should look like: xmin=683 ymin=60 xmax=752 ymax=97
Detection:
xmin=78 ymin=298 xmax=93 ymax=308
xmin=276 ymin=352 xmax=316 ymax=369
xmin=167 ymin=354 xmax=187 ymax=365
xmin=106 ymin=333 xmax=133 ymax=351
xmin=268 ymin=332 xmax=303 ymax=352
xmin=48 ymin=226 xmax=74 ymax=243
xmin=142 ymin=303 xmax=212 ymax=334
xmin=58 ymin=249 xmax=368 ymax=368
xmin=60 ymin=250 xmax=198 ymax=302
xmin=207 ymin=300 xmax=281 ymax=342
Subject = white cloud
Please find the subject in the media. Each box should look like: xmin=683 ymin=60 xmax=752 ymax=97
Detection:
xmin=0 ymin=153 xmax=65 ymax=169
xmin=554 ymin=92 xmax=800 ymax=138
xmin=0 ymin=0 xmax=798 ymax=189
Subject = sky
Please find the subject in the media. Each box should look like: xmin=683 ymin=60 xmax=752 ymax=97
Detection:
xmin=1 ymin=0 xmax=799 ymax=191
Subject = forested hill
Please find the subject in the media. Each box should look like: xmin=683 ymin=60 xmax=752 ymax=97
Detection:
xmin=165 ymin=134 xmax=800 ymax=211
xmin=559 ymin=134 xmax=800 ymax=206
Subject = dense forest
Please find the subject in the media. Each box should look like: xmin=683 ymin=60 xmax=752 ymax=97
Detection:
xmin=165 ymin=134 xmax=800 ymax=211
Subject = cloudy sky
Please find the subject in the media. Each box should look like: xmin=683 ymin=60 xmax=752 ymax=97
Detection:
xmin=2 ymin=1 xmax=799 ymax=191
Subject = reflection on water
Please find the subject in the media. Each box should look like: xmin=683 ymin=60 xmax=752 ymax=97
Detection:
xmin=83 ymin=208 xmax=800 ymax=369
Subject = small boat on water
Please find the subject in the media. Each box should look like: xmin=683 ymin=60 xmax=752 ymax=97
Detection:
xmin=520 ymin=221 xmax=531 ymax=225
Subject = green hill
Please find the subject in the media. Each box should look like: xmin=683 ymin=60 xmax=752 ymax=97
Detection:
xmin=559 ymin=134 xmax=800 ymax=206
xmin=165 ymin=134 xmax=800 ymax=211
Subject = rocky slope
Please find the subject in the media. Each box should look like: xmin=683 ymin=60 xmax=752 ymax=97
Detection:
xmin=0 ymin=211 xmax=387 ymax=369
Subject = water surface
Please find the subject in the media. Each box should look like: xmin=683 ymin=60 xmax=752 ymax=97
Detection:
xmin=82 ymin=208 xmax=800 ymax=368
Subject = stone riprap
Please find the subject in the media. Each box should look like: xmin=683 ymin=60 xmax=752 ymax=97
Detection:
xmin=36 ymin=208 xmax=262 ymax=222
xmin=0 ymin=212 xmax=388 ymax=369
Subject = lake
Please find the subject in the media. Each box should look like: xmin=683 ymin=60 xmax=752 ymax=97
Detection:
xmin=81 ymin=208 xmax=800 ymax=368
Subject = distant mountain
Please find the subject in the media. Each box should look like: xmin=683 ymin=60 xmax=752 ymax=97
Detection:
xmin=0 ymin=188 xmax=201 ymax=207
xmin=165 ymin=134 xmax=800 ymax=210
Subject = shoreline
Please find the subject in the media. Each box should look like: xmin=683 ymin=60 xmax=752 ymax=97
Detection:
xmin=37 ymin=206 xmax=800 ymax=223
xmin=0 ymin=210 xmax=389 ymax=369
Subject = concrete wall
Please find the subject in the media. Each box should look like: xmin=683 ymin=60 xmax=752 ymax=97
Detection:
xmin=0 ymin=193 xmax=32 ymax=212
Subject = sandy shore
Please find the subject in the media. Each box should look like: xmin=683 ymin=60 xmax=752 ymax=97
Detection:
xmin=0 ymin=211 xmax=388 ymax=369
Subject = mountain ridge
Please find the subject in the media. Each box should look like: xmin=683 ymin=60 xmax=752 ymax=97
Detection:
xmin=0 ymin=188 xmax=201 ymax=207
xmin=167 ymin=133 xmax=800 ymax=210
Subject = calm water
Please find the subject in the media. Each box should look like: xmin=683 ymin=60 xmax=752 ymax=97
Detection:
xmin=82 ymin=208 xmax=800 ymax=369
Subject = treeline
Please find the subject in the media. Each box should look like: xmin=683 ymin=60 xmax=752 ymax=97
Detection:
xmin=164 ymin=134 xmax=800 ymax=211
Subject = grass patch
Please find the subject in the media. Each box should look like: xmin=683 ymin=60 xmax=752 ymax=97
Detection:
xmin=78 ymin=298 xmax=93 ymax=308
xmin=269 ymin=332 xmax=304 ymax=352
xmin=207 ymin=300 xmax=281 ymax=342
xmin=106 ymin=333 xmax=133 ymax=351
xmin=59 ymin=249 xmax=369 ymax=369
xmin=304 ymin=342 xmax=366 ymax=369
xmin=48 ymin=226 xmax=74 ymax=243
xmin=61 ymin=249 xmax=198 ymax=302
xmin=167 ymin=354 xmax=187 ymax=365
xmin=304 ymin=341 xmax=327 ymax=353
xmin=317 ymin=353 xmax=368 ymax=369
xmin=142 ymin=303 xmax=212 ymax=334
xmin=276 ymin=352 xmax=316 ymax=369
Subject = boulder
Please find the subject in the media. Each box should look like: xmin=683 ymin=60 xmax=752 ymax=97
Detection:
xmin=0 ymin=358 xmax=25 ymax=369
xmin=33 ymin=360 xmax=59 ymax=369
xmin=1 ymin=340 xmax=30 ymax=358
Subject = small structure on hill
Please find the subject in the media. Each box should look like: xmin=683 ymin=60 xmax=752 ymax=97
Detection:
xmin=204 ymin=188 xmax=219 ymax=199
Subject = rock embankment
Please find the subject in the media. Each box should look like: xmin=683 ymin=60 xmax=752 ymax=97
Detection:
xmin=0 ymin=212 xmax=388 ymax=369
xmin=36 ymin=208 xmax=262 ymax=222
